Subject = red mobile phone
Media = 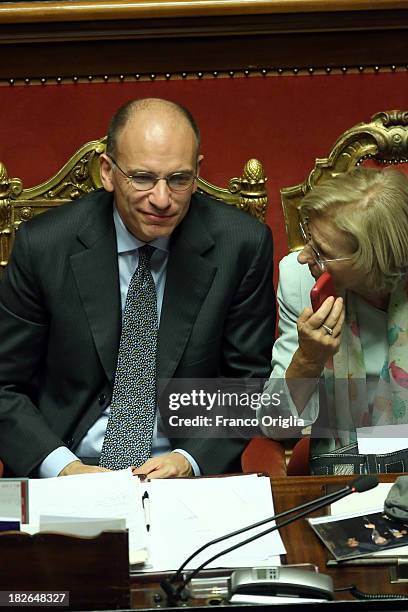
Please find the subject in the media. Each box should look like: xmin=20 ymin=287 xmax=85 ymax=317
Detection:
xmin=310 ymin=271 xmax=337 ymax=312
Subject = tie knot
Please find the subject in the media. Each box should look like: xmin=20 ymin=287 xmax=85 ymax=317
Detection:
xmin=139 ymin=244 xmax=155 ymax=266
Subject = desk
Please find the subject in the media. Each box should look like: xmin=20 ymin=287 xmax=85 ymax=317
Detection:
xmin=271 ymin=475 xmax=408 ymax=599
xmin=1 ymin=475 xmax=407 ymax=610
xmin=130 ymin=475 xmax=408 ymax=609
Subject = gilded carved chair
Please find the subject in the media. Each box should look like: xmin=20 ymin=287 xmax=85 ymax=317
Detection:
xmin=0 ymin=137 xmax=272 ymax=477
xmin=243 ymin=110 xmax=408 ymax=477
xmin=282 ymin=109 xmax=408 ymax=253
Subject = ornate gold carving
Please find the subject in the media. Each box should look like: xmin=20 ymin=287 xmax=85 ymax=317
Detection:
xmin=199 ymin=158 xmax=267 ymax=222
xmin=18 ymin=207 xmax=34 ymax=222
xmin=19 ymin=139 xmax=105 ymax=203
xmin=374 ymin=110 xmax=408 ymax=128
xmin=281 ymin=109 xmax=408 ymax=252
xmin=0 ymin=163 xmax=22 ymax=206
xmin=229 ymin=158 xmax=267 ymax=221
xmin=0 ymin=139 xmax=268 ymax=272
xmin=0 ymin=162 xmax=22 ymax=270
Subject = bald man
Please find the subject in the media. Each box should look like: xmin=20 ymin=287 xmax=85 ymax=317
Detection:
xmin=0 ymin=98 xmax=275 ymax=478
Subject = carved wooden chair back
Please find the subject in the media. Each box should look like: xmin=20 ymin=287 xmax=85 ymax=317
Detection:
xmin=281 ymin=110 xmax=408 ymax=252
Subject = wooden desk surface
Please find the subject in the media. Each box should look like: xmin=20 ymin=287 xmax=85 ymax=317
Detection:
xmin=270 ymin=474 xmax=408 ymax=599
xmin=131 ymin=474 xmax=408 ymax=609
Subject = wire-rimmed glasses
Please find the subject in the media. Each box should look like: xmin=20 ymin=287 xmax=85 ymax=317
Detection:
xmin=299 ymin=219 xmax=352 ymax=269
xmin=108 ymin=156 xmax=197 ymax=192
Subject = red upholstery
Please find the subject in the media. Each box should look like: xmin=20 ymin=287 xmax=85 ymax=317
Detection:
xmin=286 ymin=438 xmax=311 ymax=476
xmin=362 ymin=158 xmax=408 ymax=177
xmin=241 ymin=438 xmax=287 ymax=477
xmin=241 ymin=437 xmax=311 ymax=477
xmin=0 ymin=460 xmax=4 ymax=478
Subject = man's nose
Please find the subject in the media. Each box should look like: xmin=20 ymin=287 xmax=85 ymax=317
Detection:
xmin=149 ymin=178 xmax=171 ymax=209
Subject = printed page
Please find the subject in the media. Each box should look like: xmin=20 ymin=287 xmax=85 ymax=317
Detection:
xmin=28 ymin=469 xmax=147 ymax=562
xmin=146 ymin=474 xmax=285 ymax=571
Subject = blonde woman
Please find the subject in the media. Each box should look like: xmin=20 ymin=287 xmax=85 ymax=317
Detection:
xmin=260 ymin=167 xmax=408 ymax=474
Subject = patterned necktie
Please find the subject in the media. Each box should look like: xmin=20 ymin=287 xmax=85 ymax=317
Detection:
xmin=99 ymin=244 xmax=157 ymax=470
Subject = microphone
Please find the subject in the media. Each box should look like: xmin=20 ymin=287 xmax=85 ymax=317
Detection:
xmin=351 ymin=475 xmax=380 ymax=493
xmin=161 ymin=475 xmax=378 ymax=605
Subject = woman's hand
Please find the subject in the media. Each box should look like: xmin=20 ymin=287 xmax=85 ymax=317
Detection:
xmin=285 ymin=296 xmax=345 ymax=413
xmin=296 ymin=296 xmax=345 ymax=372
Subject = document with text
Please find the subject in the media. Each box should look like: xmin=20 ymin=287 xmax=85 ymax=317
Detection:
xmin=25 ymin=471 xmax=285 ymax=570
xmin=144 ymin=473 xmax=285 ymax=571
xmin=27 ymin=469 xmax=147 ymax=564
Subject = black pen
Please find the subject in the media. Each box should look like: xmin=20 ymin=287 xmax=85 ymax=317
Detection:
xmin=142 ymin=490 xmax=151 ymax=532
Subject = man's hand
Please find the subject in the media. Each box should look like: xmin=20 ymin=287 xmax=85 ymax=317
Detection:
xmin=58 ymin=460 xmax=111 ymax=476
xmin=132 ymin=453 xmax=193 ymax=479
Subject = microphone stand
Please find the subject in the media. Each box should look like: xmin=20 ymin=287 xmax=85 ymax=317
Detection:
xmin=161 ymin=475 xmax=378 ymax=606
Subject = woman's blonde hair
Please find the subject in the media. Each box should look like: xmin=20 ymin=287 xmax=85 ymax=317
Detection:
xmin=299 ymin=167 xmax=408 ymax=292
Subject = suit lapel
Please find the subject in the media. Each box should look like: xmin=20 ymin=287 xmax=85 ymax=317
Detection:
xmin=70 ymin=191 xmax=121 ymax=384
xmin=158 ymin=200 xmax=216 ymax=380
xmin=69 ymin=191 xmax=217 ymax=383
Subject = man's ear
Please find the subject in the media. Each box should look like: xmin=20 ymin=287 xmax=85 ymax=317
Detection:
xmin=193 ymin=154 xmax=204 ymax=192
xmin=196 ymin=154 xmax=204 ymax=177
xmin=99 ymin=153 xmax=115 ymax=193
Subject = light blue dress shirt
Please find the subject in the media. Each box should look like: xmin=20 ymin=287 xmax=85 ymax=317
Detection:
xmin=39 ymin=207 xmax=200 ymax=477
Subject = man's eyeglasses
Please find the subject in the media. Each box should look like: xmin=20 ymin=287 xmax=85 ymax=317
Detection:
xmin=108 ymin=156 xmax=197 ymax=192
xmin=299 ymin=220 xmax=352 ymax=269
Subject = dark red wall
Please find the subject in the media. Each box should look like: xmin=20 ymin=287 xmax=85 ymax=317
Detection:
xmin=1 ymin=71 xmax=407 ymax=267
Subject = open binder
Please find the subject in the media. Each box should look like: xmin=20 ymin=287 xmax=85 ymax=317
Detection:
xmin=140 ymin=473 xmax=285 ymax=572
xmin=18 ymin=471 xmax=285 ymax=572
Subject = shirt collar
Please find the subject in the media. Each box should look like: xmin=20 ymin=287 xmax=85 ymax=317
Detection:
xmin=113 ymin=204 xmax=170 ymax=254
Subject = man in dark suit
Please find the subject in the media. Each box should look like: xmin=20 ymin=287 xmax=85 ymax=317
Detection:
xmin=0 ymin=98 xmax=275 ymax=478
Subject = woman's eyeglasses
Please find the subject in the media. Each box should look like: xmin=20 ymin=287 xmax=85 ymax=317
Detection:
xmin=299 ymin=220 xmax=352 ymax=269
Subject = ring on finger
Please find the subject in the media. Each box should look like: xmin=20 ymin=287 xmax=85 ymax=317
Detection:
xmin=322 ymin=324 xmax=334 ymax=336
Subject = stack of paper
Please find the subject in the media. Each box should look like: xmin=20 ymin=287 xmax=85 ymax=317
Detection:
xmin=27 ymin=469 xmax=147 ymax=564
xmin=23 ymin=471 xmax=286 ymax=571
xmin=145 ymin=474 xmax=285 ymax=571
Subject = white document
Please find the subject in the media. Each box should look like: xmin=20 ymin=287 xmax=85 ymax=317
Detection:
xmin=330 ymin=482 xmax=393 ymax=517
xmin=39 ymin=515 xmax=126 ymax=538
xmin=28 ymin=469 xmax=147 ymax=563
xmin=145 ymin=474 xmax=285 ymax=571
xmin=26 ymin=471 xmax=285 ymax=570
xmin=357 ymin=424 xmax=408 ymax=454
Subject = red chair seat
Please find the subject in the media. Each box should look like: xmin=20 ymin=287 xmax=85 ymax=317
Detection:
xmin=287 ymin=438 xmax=310 ymax=476
xmin=241 ymin=438 xmax=287 ymax=477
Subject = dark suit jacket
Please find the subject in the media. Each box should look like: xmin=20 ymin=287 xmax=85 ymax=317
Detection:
xmin=0 ymin=189 xmax=275 ymax=476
